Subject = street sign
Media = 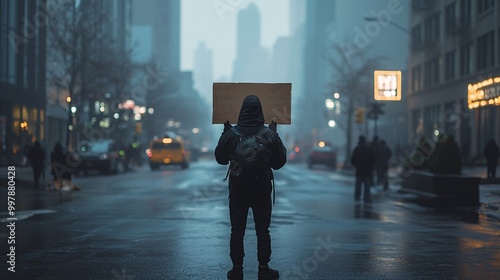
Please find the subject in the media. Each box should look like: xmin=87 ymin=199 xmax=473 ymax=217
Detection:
xmin=374 ymin=70 xmax=402 ymax=101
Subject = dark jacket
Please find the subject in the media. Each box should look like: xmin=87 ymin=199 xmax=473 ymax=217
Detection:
xmin=51 ymin=143 xmax=71 ymax=180
xmin=28 ymin=141 xmax=45 ymax=168
xmin=215 ymin=96 xmax=287 ymax=192
xmin=351 ymin=142 xmax=376 ymax=177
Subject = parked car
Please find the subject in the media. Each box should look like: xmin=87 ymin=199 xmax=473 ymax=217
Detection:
xmin=77 ymin=139 xmax=119 ymax=175
xmin=308 ymin=145 xmax=337 ymax=170
xmin=147 ymin=136 xmax=189 ymax=170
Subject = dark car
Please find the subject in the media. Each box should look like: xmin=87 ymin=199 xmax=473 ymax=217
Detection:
xmin=308 ymin=145 xmax=337 ymax=170
xmin=77 ymin=140 xmax=119 ymax=175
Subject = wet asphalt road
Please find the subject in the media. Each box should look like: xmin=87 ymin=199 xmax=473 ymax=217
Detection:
xmin=1 ymin=160 xmax=499 ymax=280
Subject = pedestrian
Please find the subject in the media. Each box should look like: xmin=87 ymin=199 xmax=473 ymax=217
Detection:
xmin=378 ymin=140 xmax=392 ymax=191
xmin=483 ymin=139 xmax=500 ymax=178
xmin=351 ymin=135 xmax=376 ymax=203
xmin=215 ymin=95 xmax=287 ymax=280
xmin=50 ymin=142 xmax=76 ymax=190
xmin=27 ymin=140 xmax=45 ymax=189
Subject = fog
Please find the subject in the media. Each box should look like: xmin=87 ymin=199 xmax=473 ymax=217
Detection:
xmin=1 ymin=0 xmax=427 ymax=167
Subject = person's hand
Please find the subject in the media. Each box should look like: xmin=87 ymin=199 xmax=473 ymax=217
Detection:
xmin=269 ymin=120 xmax=277 ymax=132
xmin=223 ymin=121 xmax=232 ymax=133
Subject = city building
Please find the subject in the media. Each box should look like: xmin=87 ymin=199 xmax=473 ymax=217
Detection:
xmin=131 ymin=0 xmax=180 ymax=71
xmin=0 ymin=0 xmax=47 ymax=165
xmin=408 ymin=0 xmax=500 ymax=161
xmin=299 ymin=0 xmax=336 ymax=138
xmin=193 ymin=42 xmax=213 ymax=105
xmin=232 ymin=3 xmax=270 ymax=82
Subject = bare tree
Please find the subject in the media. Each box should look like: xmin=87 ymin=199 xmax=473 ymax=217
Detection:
xmin=327 ymin=43 xmax=380 ymax=168
xmin=47 ymin=0 xmax=134 ymax=149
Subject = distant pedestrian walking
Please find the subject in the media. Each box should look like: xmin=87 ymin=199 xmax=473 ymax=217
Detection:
xmin=50 ymin=143 xmax=78 ymax=191
xmin=484 ymin=139 xmax=500 ymax=178
xmin=378 ymin=140 xmax=392 ymax=191
xmin=351 ymin=136 xmax=376 ymax=203
xmin=27 ymin=140 xmax=45 ymax=189
xmin=51 ymin=143 xmax=67 ymax=180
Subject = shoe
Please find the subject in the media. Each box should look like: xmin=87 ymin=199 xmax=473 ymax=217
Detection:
xmin=258 ymin=266 xmax=279 ymax=280
xmin=227 ymin=266 xmax=243 ymax=280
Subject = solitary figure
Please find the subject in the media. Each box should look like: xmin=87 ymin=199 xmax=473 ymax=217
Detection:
xmin=215 ymin=95 xmax=286 ymax=280
xmin=351 ymin=136 xmax=376 ymax=203
xmin=27 ymin=140 xmax=45 ymax=189
xmin=484 ymin=139 xmax=500 ymax=178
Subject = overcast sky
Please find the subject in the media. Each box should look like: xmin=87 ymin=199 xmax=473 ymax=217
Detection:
xmin=180 ymin=0 xmax=290 ymax=79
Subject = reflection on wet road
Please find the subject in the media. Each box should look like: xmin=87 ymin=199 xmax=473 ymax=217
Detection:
xmin=0 ymin=161 xmax=499 ymax=279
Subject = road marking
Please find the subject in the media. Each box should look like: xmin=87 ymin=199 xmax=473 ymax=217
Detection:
xmin=176 ymin=181 xmax=191 ymax=189
xmin=0 ymin=209 xmax=57 ymax=223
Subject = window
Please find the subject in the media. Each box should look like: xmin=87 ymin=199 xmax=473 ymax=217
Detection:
xmin=445 ymin=2 xmax=456 ymax=35
xmin=459 ymin=43 xmax=471 ymax=76
xmin=0 ymin=0 xmax=19 ymax=85
xmin=424 ymin=57 xmax=440 ymax=87
xmin=459 ymin=0 xmax=471 ymax=26
xmin=424 ymin=105 xmax=441 ymax=138
xmin=412 ymin=24 xmax=423 ymax=51
xmin=477 ymin=31 xmax=495 ymax=71
xmin=411 ymin=65 xmax=422 ymax=91
xmin=445 ymin=50 xmax=456 ymax=81
xmin=477 ymin=0 xmax=495 ymax=14
xmin=412 ymin=109 xmax=423 ymax=137
xmin=424 ymin=13 xmax=440 ymax=47
xmin=412 ymin=0 xmax=433 ymax=12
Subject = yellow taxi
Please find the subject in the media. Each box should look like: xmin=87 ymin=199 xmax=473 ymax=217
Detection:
xmin=146 ymin=136 xmax=189 ymax=170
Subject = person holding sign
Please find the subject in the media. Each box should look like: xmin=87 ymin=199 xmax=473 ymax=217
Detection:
xmin=215 ymin=95 xmax=286 ymax=280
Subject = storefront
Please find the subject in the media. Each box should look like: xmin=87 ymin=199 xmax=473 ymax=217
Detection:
xmin=468 ymin=75 xmax=500 ymax=157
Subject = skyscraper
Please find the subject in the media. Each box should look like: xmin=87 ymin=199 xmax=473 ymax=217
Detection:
xmin=299 ymin=0 xmax=336 ymax=135
xmin=193 ymin=42 xmax=213 ymax=104
xmin=0 ymin=0 xmax=47 ymax=165
xmin=289 ymin=0 xmax=306 ymax=34
xmin=131 ymin=0 xmax=180 ymax=71
xmin=232 ymin=3 xmax=269 ymax=82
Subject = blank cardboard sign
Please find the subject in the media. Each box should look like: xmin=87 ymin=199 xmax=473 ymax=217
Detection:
xmin=212 ymin=83 xmax=292 ymax=124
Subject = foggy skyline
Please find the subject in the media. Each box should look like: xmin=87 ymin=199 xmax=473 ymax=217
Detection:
xmin=181 ymin=0 xmax=290 ymax=79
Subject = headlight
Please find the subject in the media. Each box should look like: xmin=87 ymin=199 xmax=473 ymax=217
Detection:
xmin=99 ymin=154 xmax=108 ymax=160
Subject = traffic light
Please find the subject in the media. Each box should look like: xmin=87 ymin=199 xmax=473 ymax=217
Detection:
xmin=355 ymin=108 xmax=365 ymax=124
xmin=367 ymin=102 xmax=385 ymax=120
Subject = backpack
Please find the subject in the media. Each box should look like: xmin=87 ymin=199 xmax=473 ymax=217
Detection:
xmin=229 ymin=126 xmax=270 ymax=178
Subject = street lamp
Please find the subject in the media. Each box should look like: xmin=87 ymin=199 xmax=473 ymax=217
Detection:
xmin=325 ymin=99 xmax=335 ymax=110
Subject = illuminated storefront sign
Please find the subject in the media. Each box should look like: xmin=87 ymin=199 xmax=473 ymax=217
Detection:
xmin=468 ymin=76 xmax=500 ymax=109
xmin=374 ymin=70 xmax=402 ymax=101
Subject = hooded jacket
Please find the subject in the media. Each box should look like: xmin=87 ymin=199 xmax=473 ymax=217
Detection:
xmin=215 ymin=95 xmax=287 ymax=186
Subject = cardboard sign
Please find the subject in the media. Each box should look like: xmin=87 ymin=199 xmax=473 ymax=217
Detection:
xmin=212 ymin=83 xmax=292 ymax=124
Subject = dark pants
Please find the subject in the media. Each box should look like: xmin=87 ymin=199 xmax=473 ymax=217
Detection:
xmin=228 ymin=182 xmax=272 ymax=267
xmin=355 ymin=175 xmax=371 ymax=202
xmin=487 ymin=162 xmax=497 ymax=178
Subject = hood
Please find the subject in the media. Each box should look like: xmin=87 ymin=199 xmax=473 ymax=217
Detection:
xmin=237 ymin=95 xmax=265 ymax=127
